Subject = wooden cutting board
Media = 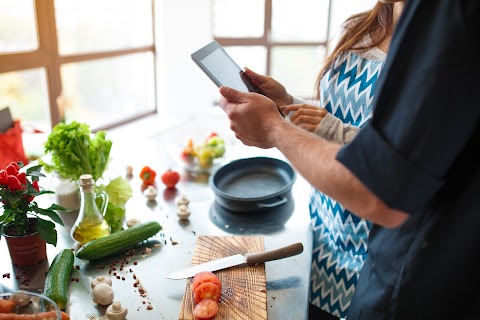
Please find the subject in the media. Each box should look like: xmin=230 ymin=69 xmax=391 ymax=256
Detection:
xmin=178 ymin=235 xmax=267 ymax=320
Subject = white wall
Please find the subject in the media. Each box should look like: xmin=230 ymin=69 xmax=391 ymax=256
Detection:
xmin=155 ymin=0 xmax=219 ymax=119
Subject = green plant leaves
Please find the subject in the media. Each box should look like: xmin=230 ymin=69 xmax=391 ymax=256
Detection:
xmin=37 ymin=218 xmax=57 ymax=246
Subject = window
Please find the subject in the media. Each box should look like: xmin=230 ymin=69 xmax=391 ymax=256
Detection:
xmin=0 ymin=0 xmax=156 ymax=131
xmin=212 ymin=0 xmax=377 ymax=99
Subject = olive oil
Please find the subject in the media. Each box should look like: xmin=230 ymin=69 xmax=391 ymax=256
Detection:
xmin=71 ymin=174 xmax=111 ymax=245
xmin=71 ymin=219 xmax=111 ymax=244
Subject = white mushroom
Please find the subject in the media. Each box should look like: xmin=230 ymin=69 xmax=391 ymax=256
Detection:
xmin=10 ymin=290 xmax=31 ymax=307
xmin=175 ymin=194 xmax=190 ymax=206
xmin=92 ymin=282 xmax=114 ymax=305
xmin=143 ymin=185 xmax=157 ymax=201
xmin=91 ymin=275 xmax=113 ymax=289
xmin=177 ymin=204 xmax=190 ymax=220
xmin=126 ymin=218 xmax=141 ymax=228
xmin=106 ymin=301 xmax=128 ymax=320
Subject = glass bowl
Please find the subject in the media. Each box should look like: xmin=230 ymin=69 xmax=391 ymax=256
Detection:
xmin=165 ymin=143 xmax=226 ymax=175
xmin=0 ymin=291 xmax=62 ymax=319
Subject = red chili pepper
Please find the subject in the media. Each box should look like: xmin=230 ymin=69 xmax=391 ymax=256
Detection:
xmin=24 ymin=180 xmax=39 ymax=203
xmin=16 ymin=172 xmax=27 ymax=185
xmin=8 ymin=162 xmax=20 ymax=170
xmin=0 ymin=170 xmax=8 ymax=185
xmin=139 ymin=166 xmax=157 ymax=186
xmin=5 ymin=164 xmax=18 ymax=176
xmin=7 ymin=175 xmax=22 ymax=191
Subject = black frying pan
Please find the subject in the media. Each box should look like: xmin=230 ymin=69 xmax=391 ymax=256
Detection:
xmin=209 ymin=157 xmax=296 ymax=212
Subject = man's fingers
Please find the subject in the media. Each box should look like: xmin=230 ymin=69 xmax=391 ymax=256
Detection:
xmin=219 ymin=86 xmax=247 ymax=103
xmin=219 ymin=96 xmax=238 ymax=115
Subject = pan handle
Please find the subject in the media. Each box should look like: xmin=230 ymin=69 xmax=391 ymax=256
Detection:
xmin=257 ymin=196 xmax=288 ymax=209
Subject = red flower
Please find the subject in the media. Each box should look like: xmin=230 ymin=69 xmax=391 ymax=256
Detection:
xmin=7 ymin=175 xmax=22 ymax=191
xmin=16 ymin=172 xmax=27 ymax=185
xmin=5 ymin=164 xmax=18 ymax=176
xmin=0 ymin=170 xmax=7 ymax=185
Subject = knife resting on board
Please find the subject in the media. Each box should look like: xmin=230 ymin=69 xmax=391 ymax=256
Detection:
xmin=166 ymin=242 xmax=303 ymax=279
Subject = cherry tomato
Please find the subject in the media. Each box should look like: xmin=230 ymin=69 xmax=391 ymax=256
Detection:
xmin=192 ymin=271 xmax=222 ymax=293
xmin=192 ymin=298 xmax=219 ymax=320
xmin=160 ymin=169 xmax=180 ymax=188
xmin=194 ymin=282 xmax=221 ymax=304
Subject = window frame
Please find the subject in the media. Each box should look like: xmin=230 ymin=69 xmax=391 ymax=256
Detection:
xmin=213 ymin=0 xmax=333 ymax=76
xmin=0 ymin=0 xmax=157 ymax=131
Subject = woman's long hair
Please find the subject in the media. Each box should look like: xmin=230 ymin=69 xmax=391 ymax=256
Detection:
xmin=314 ymin=3 xmax=395 ymax=100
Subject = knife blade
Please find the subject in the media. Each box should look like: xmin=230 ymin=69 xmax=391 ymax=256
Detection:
xmin=166 ymin=242 xmax=303 ymax=279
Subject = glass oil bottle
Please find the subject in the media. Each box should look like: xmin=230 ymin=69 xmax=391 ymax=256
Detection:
xmin=71 ymin=174 xmax=111 ymax=245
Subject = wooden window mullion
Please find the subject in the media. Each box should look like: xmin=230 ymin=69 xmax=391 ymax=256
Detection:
xmin=265 ymin=0 xmax=272 ymax=75
xmin=36 ymin=0 xmax=62 ymax=126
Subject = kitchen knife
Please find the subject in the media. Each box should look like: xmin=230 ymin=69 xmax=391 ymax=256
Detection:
xmin=166 ymin=242 xmax=304 ymax=279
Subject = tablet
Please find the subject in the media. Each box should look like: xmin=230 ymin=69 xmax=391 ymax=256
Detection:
xmin=0 ymin=107 xmax=14 ymax=132
xmin=191 ymin=40 xmax=264 ymax=95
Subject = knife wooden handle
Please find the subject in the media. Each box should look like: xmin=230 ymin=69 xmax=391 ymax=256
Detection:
xmin=245 ymin=242 xmax=303 ymax=264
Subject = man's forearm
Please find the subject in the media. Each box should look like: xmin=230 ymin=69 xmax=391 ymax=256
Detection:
xmin=272 ymin=121 xmax=408 ymax=228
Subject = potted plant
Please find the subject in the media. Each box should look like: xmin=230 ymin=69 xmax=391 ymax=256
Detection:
xmin=0 ymin=161 xmax=65 ymax=266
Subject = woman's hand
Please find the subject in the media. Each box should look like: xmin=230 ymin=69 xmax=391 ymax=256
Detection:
xmin=279 ymin=104 xmax=329 ymax=133
xmin=244 ymin=68 xmax=293 ymax=107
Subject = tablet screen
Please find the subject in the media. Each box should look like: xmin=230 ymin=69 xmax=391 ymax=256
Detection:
xmin=200 ymin=47 xmax=248 ymax=91
xmin=191 ymin=41 xmax=264 ymax=95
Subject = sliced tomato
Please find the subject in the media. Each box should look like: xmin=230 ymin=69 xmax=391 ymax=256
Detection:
xmin=192 ymin=271 xmax=222 ymax=293
xmin=192 ymin=298 xmax=219 ymax=320
xmin=194 ymin=282 xmax=221 ymax=304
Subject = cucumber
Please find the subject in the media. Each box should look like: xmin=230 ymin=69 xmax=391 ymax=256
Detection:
xmin=44 ymin=249 xmax=74 ymax=310
xmin=76 ymin=221 xmax=162 ymax=260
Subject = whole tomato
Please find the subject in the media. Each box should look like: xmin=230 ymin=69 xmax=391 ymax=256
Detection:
xmin=161 ymin=169 xmax=180 ymax=189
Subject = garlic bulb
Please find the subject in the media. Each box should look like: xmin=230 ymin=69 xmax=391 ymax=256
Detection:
xmin=91 ymin=276 xmax=113 ymax=289
xmin=106 ymin=301 xmax=128 ymax=320
xmin=92 ymin=282 xmax=114 ymax=305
